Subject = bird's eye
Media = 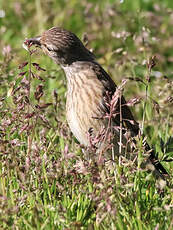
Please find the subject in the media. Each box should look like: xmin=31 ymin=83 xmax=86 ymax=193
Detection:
xmin=47 ymin=46 xmax=52 ymax=51
xmin=43 ymin=44 xmax=52 ymax=52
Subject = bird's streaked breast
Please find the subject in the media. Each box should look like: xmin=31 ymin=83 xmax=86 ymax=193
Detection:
xmin=63 ymin=64 xmax=105 ymax=146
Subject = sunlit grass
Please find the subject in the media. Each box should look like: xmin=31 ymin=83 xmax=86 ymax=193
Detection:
xmin=0 ymin=0 xmax=173 ymax=229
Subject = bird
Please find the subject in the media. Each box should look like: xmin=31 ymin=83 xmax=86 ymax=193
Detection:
xmin=24 ymin=27 xmax=168 ymax=177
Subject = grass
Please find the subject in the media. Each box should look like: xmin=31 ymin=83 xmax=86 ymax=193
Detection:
xmin=0 ymin=0 xmax=173 ymax=229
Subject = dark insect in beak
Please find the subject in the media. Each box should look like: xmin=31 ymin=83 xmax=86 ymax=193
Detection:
xmin=24 ymin=36 xmax=41 ymax=47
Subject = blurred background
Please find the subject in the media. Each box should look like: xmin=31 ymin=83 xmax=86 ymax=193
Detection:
xmin=0 ymin=0 xmax=173 ymax=229
xmin=1 ymin=0 xmax=173 ymax=72
xmin=1 ymin=0 xmax=173 ymax=139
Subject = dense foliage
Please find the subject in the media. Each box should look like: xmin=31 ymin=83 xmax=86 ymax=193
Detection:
xmin=0 ymin=0 xmax=173 ymax=229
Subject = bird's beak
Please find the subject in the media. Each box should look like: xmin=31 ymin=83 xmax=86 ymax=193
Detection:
xmin=24 ymin=36 xmax=41 ymax=47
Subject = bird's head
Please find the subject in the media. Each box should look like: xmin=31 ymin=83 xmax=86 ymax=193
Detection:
xmin=25 ymin=27 xmax=95 ymax=66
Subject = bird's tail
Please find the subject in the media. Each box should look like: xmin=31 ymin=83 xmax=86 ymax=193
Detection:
xmin=142 ymin=139 xmax=169 ymax=178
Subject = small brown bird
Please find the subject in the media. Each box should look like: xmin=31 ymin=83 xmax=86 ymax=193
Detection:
xmin=25 ymin=27 xmax=168 ymax=176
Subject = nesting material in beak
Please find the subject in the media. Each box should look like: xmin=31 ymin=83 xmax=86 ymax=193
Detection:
xmin=23 ymin=36 xmax=41 ymax=51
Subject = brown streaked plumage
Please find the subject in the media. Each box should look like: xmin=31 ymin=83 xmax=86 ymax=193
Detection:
xmin=25 ymin=27 xmax=168 ymax=177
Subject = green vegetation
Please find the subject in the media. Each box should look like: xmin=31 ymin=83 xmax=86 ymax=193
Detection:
xmin=0 ymin=0 xmax=173 ymax=229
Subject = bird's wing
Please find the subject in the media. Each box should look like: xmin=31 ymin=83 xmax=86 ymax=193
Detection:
xmin=91 ymin=62 xmax=139 ymax=136
xmin=92 ymin=62 xmax=168 ymax=176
